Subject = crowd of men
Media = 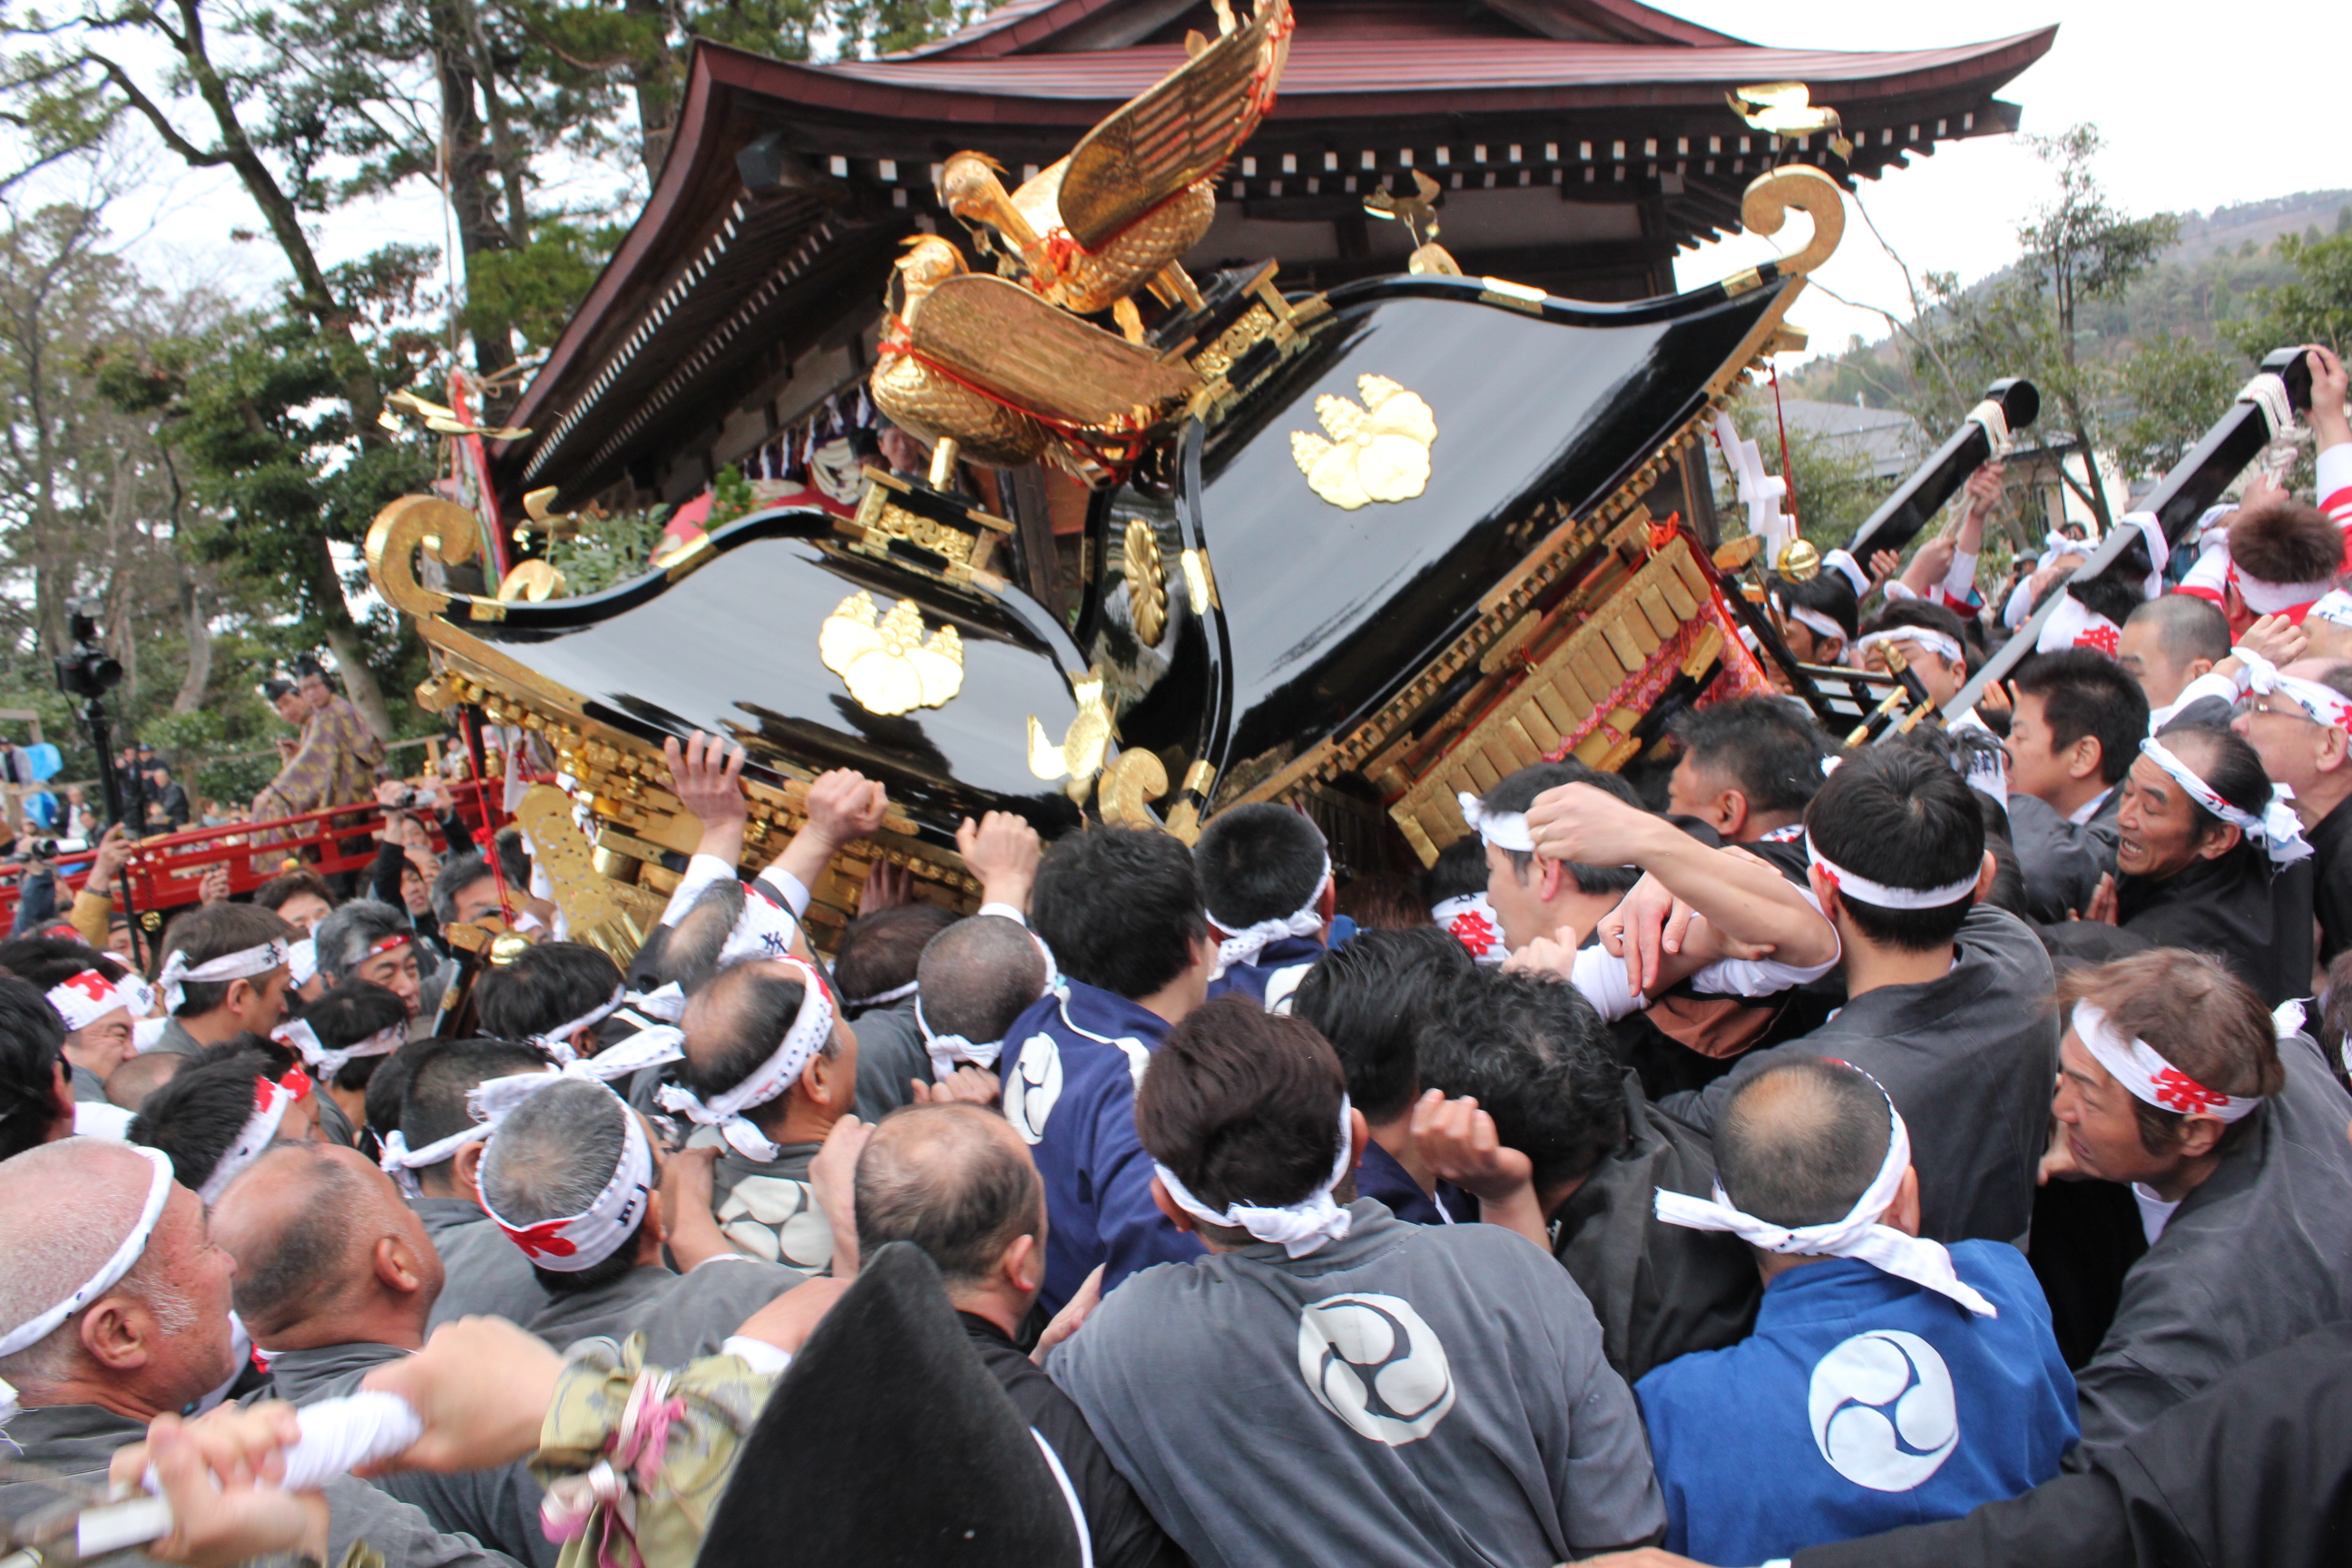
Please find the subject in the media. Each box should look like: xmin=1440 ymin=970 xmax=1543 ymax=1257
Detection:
xmin=0 ymin=348 xmax=2348 ymax=1568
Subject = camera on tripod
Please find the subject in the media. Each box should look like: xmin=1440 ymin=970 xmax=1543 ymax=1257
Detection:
xmin=54 ymin=596 xmax=122 ymax=700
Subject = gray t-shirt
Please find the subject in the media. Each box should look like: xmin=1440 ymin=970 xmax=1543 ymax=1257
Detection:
xmin=524 ymin=1257 xmax=802 ymax=1363
xmin=269 ymin=1340 xmax=555 ymax=1568
xmin=1050 ymin=1200 xmax=1663 ymax=1567
xmin=414 ymin=1196 xmax=556 ymax=1329
xmin=848 ymin=995 xmax=931 ymax=1122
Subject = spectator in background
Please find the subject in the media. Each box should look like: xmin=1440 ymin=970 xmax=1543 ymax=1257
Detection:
xmin=144 ymin=760 xmax=190 ymax=834
xmin=252 ymin=658 xmax=384 ymax=826
xmin=256 ymin=869 xmax=338 ymax=936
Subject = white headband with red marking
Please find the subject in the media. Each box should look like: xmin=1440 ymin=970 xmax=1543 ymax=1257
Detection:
xmin=478 ymin=1080 xmax=653 ymax=1272
xmin=2137 ymin=738 xmax=2313 ymax=867
xmin=47 ymin=971 xmax=130 ymax=1033
xmin=2232 ymin=646 xmax=2352 ymax=732
xmin=654 ymin=956 xmax=835 ymax=1162
xmin=197 ymin=1070 xmax=312 ymax=1205
xmin=1806 ymin=834 xmax=1976 ymax=910
xmin=2073 ymin=1001 xmax=2264 ymax=1122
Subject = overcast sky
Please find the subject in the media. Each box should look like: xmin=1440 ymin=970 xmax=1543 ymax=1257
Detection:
xmin=1670 ymin=0 xmax=2352 ymax=364
xmin=95 ymin=0 xmax=2352 ymax=367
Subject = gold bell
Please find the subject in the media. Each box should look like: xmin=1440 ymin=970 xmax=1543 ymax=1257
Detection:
xmin=488 ymin=930 xmax=534 ymax=966
xmin=1777 ymin=537 xmax=1822 ymax=583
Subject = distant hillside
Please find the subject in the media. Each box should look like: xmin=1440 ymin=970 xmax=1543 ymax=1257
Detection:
xmin=1790 ymin=189 xmax=2348 ymax=407
xmin=2170 ymin=190 xmax=2351 ymax=263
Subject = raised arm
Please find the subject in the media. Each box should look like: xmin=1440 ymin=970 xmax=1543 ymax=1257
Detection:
xmin=1524 ymin=783 xmax=1838 ymax=969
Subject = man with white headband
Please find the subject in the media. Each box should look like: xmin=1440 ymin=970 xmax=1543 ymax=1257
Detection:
xmin=387 ymin=1039 xmax=562 ymax=1330
xmin=0 ymin=936 xmax=143 ymax=1102
xmin=279 ymin=979 xmax=409 ymax=1132
xmin=911 ymin=914 xmax=1053 ymax=1101
xmin=485 ymin=1075 xmax=805 ymax=1363
xmin=2177 ymin=447 xmax=2349 ymax=635
xmin=667 ymin=956 xmax=858 ymax=1275
xmin=2230 ymin=655 xmax=2352 ymax=963
xmin=2102 ymin=721 xmax=2315 ymax=1006
xmin=1851 ymin=603 xmax=1974 ymax=710
xmin=1768 ymin=559 xmax=1860 ymax=666
xmin=999 ymin=828 xmax=1212 ymax=1317
xmin=1999 ymin=650 xmax=2145 ymax=922
xmin=1634 ymin=1058 xmax=2076 ymax=1565
xmin=474 ymin=940 xmax=634 ymax=1063
xmin=129 ymin=1046 xmax=325 ymax=1201
xmin=1465 ymin=760 xmax=1650 ymax=956
xmin=211 ymin=1141 xmax=556 ymax=1567
xmin=0 ymin=1138 xmax=524 ymax=1568
xmin=1194 ymin=803 xmax=1334 ymax=1010
xmin=1051 ymin=997 xmax=1664 ymax=1567
xmin=1661 ymin=744 xmax=2057 ymax=1250
xmin=146 ymin=903 xmax=297 ymax=1057
xmin=1471 ymin=761 xmax=1838 ymax=1102
xmin=2043 ymin=951 xmax=2352 ymax=1448
xmin=316 ymin=899 xmax=427 ymax=1021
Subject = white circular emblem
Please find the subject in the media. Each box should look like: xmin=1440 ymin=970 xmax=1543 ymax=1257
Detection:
xmin=1003 ymin=1034 xmax=1063 ymax=1145
xmin=1807 ymin=1329 xmax=1958 ymax=1492
xmin=1297 ymin=1292 xmax=1456 ymax=1446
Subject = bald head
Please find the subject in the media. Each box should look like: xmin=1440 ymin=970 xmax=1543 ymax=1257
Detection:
xmin=681 ymin=961 xmax=834 ymax=1135
xmin=213 ymin=1142 xmax=436 ymax=1342
xmin=2122 ymin=595 xmax=2231 ymax=707
xmin=854 ymin=1104 xmax=1041 ymax=1289
xmin=916 ymin=916 xmax=1049 ymax=1048
xmin=0 ymin=1139 xmax=220 ymax=1402
xmin=106 ymin=1051 xmax=184 ymax=1112
xmin=1715 ymin=1059 xmax=1894 ymax=1229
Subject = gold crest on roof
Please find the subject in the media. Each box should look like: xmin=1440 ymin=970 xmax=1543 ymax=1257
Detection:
xmin=818 ymin=592 xmax=965 ymax=716
xmin=1290 ymin=374 xmax=1438 ymax=509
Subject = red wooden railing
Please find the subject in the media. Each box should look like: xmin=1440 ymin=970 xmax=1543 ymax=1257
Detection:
xmin=0 ymin=778 xmax=506 ymax=934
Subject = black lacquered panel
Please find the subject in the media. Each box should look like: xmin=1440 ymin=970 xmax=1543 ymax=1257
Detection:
xmin=1183 ymin=276 xmax=1790 ymax=770
xmin=444 ymin=513 xmax=1090 ymax=841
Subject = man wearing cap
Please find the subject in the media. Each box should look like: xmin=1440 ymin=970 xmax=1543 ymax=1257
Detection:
xmin=144 ymin=904 xmax=297 ymax=1058
xmin=1633 ymin=1058 xmax=2075 ymax=1564
xmin=1654 ymin=745 xmax=2057 ymax=1250
xmin=1051 ymin=997 xmax=1664 ymax=1567
xmin=2044 ymin=951 xmax=2352 ymax=1448
xmin=2230 ymin=654 xmax=2352 ymax=963
xmin=0 ymin=1137 xmax=528 ymax=1568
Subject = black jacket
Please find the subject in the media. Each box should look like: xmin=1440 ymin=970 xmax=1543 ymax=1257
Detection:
xmin=961 ymin=1312 xmax=1191 ymax=1568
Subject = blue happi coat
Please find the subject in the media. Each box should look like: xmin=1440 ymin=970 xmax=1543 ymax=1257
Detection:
xmin=1204 ymin=934 xmax=1326 ymax=1011
xmin=999 ymin=980 xmax=1204 ymax=1315
xmin=1634 ymin=1241 xmax=2075 ymax=1566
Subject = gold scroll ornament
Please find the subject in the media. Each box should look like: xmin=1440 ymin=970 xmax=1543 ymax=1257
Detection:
xmin=1028 ymin=668 xmax=1114 ymax=802
xmin=818 ymin=592 xmax=965 ymax=716
xmin=1289 ymin=374 xmax=1437 ymax=510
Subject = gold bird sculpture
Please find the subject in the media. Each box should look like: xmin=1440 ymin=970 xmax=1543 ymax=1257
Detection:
xmin=873 ymin=236 xmax=1054 ymax=470
xmin=872 ymin=238 xmax=1202 ymax=485
xmin=936 ymin=0 xmax=1292 ymax=338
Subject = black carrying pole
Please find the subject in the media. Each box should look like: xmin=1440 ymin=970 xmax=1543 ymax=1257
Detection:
xmin=79 ymin=696 xmax=147 ymax=969
xmin=1948 ymin=347 xmax=2316 ymax=717
xmin=1842 ymin=377 xmax=2041 ymax=564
